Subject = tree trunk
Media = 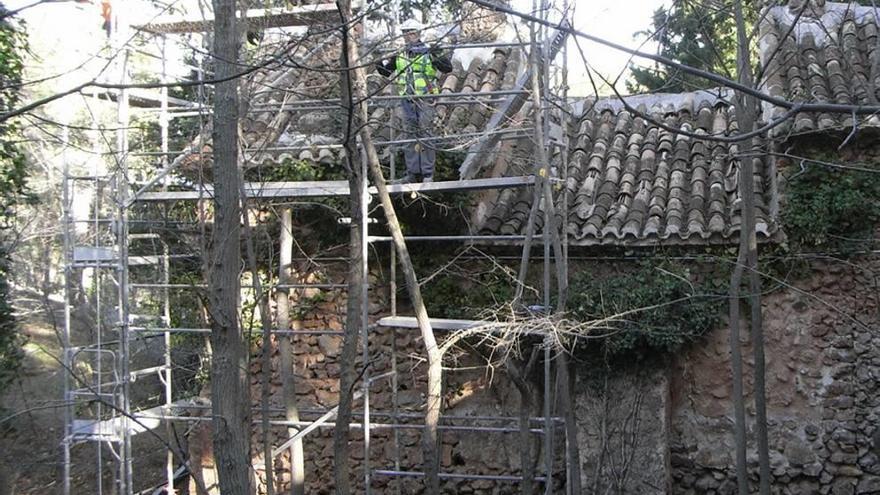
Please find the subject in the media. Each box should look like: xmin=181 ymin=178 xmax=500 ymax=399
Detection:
xmin=728 ymin=245 xmax=749 ymax=495
xmin=335 ymin=6 xmax=442 ymax=491
xmin=278 ymin=208 xmax=305 ymax=495
xmin=733 ymin=0 xmax=770 ymax=492
xmin=507 ymin=348 xmax=540 ymax=495
xmin=360 ymin=92 xmax=443 ymax=495
xmin=241 ymin=186 xmax=275 ymax=495
xmin=556 ymin=352 xmax=581 ymax=494
xmin=332 ymin=2 xmax=367 ymax=493
xmin=207 ymin=1 xmax=252 ymax=494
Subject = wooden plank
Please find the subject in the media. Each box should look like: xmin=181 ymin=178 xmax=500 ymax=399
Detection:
xmin=376 ymin=316 xmax=488 ymax=331
xmin=382 ymin=176 xmax=534 ymax=194
xmin=71 ymin=414 xmax=161 ymax=440
xmin=70 ymin=399 xmax=203 ymax=441
xmin=135 ymin=176 xmax=535 ymax=201
xmin=85 ymin=88 xmax=198 ymax=109
xmin=136 ymin=4 xmax=347 ymax=34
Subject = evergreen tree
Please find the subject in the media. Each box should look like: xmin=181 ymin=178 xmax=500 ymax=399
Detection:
xmin=0 ymin=3 xmax=30 ymax=396
xmin=628 ymin=0 xmax=752 ymax=93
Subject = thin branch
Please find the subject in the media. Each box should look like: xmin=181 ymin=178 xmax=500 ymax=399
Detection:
xmin=469 ymin=0 xmax=880 ymax=116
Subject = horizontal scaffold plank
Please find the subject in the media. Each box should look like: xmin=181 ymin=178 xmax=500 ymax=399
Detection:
xmin=135 ymin=4 xmax=352 ymax=34
xmin=69 ymin=399 xmax=204 ymax=441
xmin=135 ymin=176 xmax=535 ymax=201
xmin=376 ymin=316 xmax=488 ymax=330
xmin=84 ymin=87 xmax=198 ymax=109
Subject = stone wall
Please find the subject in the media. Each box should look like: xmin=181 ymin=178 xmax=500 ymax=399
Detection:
xmin=186 ymin=249 xmax=880 ymax=494
xmin=670 ymin=258 xmax=880 ymax=494
xmin=188 ymin=268 xmax=564 ymax=494
xmin=574 ymin=366 xmax=671 ymax=494
xmin=573 ymin=256 xmax=880 ymax=494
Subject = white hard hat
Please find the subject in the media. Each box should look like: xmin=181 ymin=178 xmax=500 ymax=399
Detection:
xmin=400 ymin=19 xmax=423 ymax=32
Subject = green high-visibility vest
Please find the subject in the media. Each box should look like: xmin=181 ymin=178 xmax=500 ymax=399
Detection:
xmin=395 ymin=52 xmax=438 ymax=96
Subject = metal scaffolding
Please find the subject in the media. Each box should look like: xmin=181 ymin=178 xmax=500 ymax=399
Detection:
xmin=60 ymin=1 xmax=574 ymax=493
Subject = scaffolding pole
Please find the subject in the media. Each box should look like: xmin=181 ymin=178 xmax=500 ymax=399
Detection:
xmin=117 ymin=45 xmax=134 ymax=495
xmin=62 ymin=0 xmax=576 ymax=492
xmin=60 ymin=122 xmax=73 ymax=495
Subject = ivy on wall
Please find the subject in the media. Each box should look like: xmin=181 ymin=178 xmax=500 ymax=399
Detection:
xmin=568 ymin=261 xmax=724 ymax=358
xmin=782 ymin=151 xmax=880 ymax=251
xmin=415 ymin=253 xmax=515 ymax=319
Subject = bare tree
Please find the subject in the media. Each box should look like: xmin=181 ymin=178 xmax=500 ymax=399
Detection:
xmin=332 ymin=2 xmax=368 ymax=492
xmin=207 ymin=0 xmax=252 ymax=493
xmin=731 ymin=0 xmax=770 ymax=493
xmin=334 ymin=5 xmax=443 ymax=491
xmin=278 ymin=208 xmax=306 ymax=494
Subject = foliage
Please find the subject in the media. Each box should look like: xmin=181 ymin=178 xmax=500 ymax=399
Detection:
xmin=782 ymin=151 xmax=880 ymax=251
xmin=0 ymin=10 xmax=29 ymax=216
xmin=391 ymin=151 xmax=474 ymax=236
xmin=568 ymin=261 xmax=723 ymax=358
xmin=416 ymin=254 xmax=515 ymax=319
xmin=374 ymin=0 xmax=462 ymax=26
xmin=0 ymin=5 xmax=30 ymax=395
xmin=0 ymin=248 xmax=21 ymax=393
xmin=628 ymin=0 xmax=755 ymax=93
xmin=251 ymin=156 xmax=345 ymax=183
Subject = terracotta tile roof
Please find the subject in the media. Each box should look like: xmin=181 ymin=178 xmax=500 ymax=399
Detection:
xmin=174 ymin=38 xmax=526 ymax=171
xmin=759 ymin=1 xmax=880 ymax=137
xmin=476 ymin=92 xmax=781 ymax=245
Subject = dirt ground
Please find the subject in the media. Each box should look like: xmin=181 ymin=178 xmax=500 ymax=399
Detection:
xmin=1 ymin=290 xmax=73 ymax=494
xmin=0 ymin=289 xmax=170 ymax=495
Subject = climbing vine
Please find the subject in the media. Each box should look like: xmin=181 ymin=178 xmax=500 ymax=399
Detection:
xmin=416 ymin=253 xmax=515 ymax=319
xmin=781 ymin=150 xmax=880 ymax=252
xmin=568 ymin=261 xmax=724 ymax=359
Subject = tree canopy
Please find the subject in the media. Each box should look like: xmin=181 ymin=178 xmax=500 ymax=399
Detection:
xmin=628 ymin=0 xmax=747 ymax=93
xmin=0 ymin=3 xmax=29 ymax=395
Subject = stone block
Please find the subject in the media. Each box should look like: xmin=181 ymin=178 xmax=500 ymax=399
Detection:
xmin=827 ymin=382 xmax=854 ymax=396
xmin=831 ymin=452 xmax=859 ymax=464
xmin=811 ymin=324 xmax=831 ymax=338
xmin=314 ymin=388 xmax=338 ymax=406
xmin=786 ymin=439 xmax=816 ymax=466
xmin=694 ymin=474 xmax=718 ymax=491
xmin=792 ymin=479 xmax=821 ymax=495
xmin=831 ymin=477 xmax=857 ymax=495
xmin=860 ymin=453 xmax=879 ymax=470
xmin=833 ymin=428 xmax=857 ymax=444
xmin=836 ymin=409 xmax=856 ymax=421
xmin=717 ymin=479 xmax=737 ymax=495
xmin=316 ymin=335 xmax=340 ymax=356
xmin=836 ymin=465 xmax=863 ymax=477
xmin=857 ymin=475 xmax=880 ymax=494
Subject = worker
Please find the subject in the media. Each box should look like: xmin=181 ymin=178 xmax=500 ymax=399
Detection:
xmin=376 ymin=19 xmax=453 ymax=183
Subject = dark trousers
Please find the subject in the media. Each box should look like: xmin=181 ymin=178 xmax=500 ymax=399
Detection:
xmin=400 ymin=99 xmax=436 ymax=178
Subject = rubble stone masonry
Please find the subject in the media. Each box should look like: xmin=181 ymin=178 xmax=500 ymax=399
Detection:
xmin=668 ymin=258 xmax=880 ymax=494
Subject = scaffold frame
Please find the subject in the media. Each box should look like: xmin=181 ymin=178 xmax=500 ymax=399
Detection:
xmin=59 ymin=1 xmax=576 ymax=493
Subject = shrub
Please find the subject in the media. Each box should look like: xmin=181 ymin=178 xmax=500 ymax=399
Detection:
xmin=568 ymin=261 xmax=723 ymax=357
xmin=782 ymin=153 xmax=880 ymax=250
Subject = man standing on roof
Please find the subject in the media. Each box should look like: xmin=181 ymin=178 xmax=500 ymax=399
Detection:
xmin=377 ymin=19 xmax=453 ymax=183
